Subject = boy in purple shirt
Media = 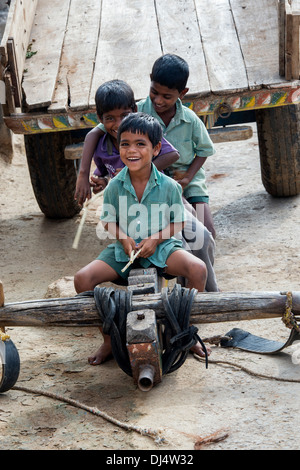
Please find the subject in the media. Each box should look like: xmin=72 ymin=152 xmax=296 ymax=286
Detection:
xmin=75 ymin=80 xmax=179 ymax=204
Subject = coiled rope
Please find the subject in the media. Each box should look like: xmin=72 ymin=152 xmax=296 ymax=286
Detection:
xmin=84 ymin=283 xmax=208 ymax=377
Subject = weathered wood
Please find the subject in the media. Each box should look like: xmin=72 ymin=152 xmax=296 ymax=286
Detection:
xmin=155 ymin=0 xmax=210 ymax=95
xmin=64 ymin=143 xmax=84 ymax=160
xmin=230 ymin=0 xmax=281 ymax=88
xmin=285 ymin=12 xmax=300 ymax=80
xmin=208 ymin=125 xmax=253 ymax=143
xmin=194 ymin=0 xmax=248 ymax=93
xmin=48 ymin=0 xmax=102 ymax=113
xmin=0 ymin=291 xmax=299 ymax=328
xmin=89 ymin=0 xmax=162 ymax=105
xmin=279 ymin=0 xmax=286 ymax=77
xmin=22 ymin=0 xmax=71 ymax=110
xmin=0 ymin=0 xmax=38 ymax=79
xmin=6 ymin=0 xmax=297 ymax=114
xmin=6 ymin=39 xmax=22 ymax=107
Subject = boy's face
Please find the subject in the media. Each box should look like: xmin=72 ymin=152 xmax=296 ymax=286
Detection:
xmin=119 ymin=130 xmax=161 ymax=174
xmin=149 ymin=81 xmax=188 ymax=115
xmin=100 ymin=107 xmax=135 ymax=141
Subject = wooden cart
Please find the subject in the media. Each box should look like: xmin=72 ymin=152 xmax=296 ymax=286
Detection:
xmin=1 ymin=0 xmax=300 ymax=218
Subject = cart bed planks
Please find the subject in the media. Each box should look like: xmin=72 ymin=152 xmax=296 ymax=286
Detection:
xmin=20 ymin=0 xmax=291 ymax=113
xmin=0 ymin=291 xmax=299 ymax=328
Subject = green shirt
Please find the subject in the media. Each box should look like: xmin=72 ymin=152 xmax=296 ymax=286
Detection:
xmin=137 ymin=96 xmax=215 ymax=199
xmin=100 ymin=164 xmax=185 ymax=268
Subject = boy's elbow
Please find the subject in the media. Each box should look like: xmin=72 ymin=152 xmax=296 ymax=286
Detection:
xmin=173 ymin=151 xmax=180 ymax=162
xmin=169 ymin=151 xmax=180 ymax=165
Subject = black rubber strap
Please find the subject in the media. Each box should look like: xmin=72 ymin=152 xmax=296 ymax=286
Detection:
xmin=220 ymin=327 xmax=300 ymax=354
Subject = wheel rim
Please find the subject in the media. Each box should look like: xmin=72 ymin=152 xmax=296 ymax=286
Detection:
xmin=0 ymin=339 xmax=20 ymax=393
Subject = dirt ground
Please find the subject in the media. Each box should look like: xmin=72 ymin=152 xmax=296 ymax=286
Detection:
xmin=1 ymin=124 xmax=300 ymax=451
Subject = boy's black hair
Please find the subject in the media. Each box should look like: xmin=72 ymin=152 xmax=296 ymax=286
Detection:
xmin=117 ymin=112 xmax=162 ymax=148
xmin=150 ymin=54 xmax=189 ymax=92
xmin=95 ymin=79 xmax=136 ymax=117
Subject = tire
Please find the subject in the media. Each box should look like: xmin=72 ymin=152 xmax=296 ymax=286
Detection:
xmin=24 ymin=131 xmax=82 ymax=218
xmin=256 ymin=104 xmax=300 ymax=197
xmin=0 ymin=339 xmax=20 ymax=393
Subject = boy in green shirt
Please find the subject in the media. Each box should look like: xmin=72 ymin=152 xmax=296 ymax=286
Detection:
xmin=75 ymin=79 xmax=219 ymax=294
xmin=138 ymin=53 xmax=216 ymax=239
xmin=74 ymin=112 xmax=209 ymax=364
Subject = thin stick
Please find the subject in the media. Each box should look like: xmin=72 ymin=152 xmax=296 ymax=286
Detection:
xmin=72 ymin=191 xmax=104 ymax=249
xmin=12 ymin=385 xmax=166 ymax=443
xmin=121 ymin=249 xmax=142 ymax=272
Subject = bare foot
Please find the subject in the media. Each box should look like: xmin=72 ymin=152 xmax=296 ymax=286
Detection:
xmin=190 ymin=341 xmax=211 ymax=358
xmin=88 ymin=343 xmax=113 ymax=365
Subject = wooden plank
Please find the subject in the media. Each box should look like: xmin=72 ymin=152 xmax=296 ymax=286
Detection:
xmin=0 ymin=291 xmax=299 ymax=327
xmin=278 ymin=0 xmax=286 ymax=77
xmin=49 ymin=0 xmax=102 ymax=113
xmin=230 ymin=0 xmax=283 ymax=88
xmin=22 ymin=0 xmax=71 ymax=110
xmin=0 ymin=0 xmax=38 ymax=80
xmin=89 ymin=0 xmax=162 ymax=106
xmin=7 ymin=39 xmax=22 ymax=107
xmin=194 ymin=0 xmax=248 ymax=93
xmin=285 ymin=13 xmax=300 ymax=80
xmin=208 ymin=125 xmax=253 ymax=143
xmin=155 ymin=0 xmax=210 ymax=95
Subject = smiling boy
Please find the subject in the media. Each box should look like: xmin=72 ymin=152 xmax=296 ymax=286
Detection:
xmin=75 ymin=80 xmax=179 ymax=206
xmin=138 ymin=54 xmax=216 ymax=238
xmin=74 ymin=112 xmax=209 ymax=363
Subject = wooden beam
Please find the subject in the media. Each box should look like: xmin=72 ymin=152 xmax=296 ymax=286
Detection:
xmin=278 ymin=0 xmax=287 ymax=77
xmin=285 ymin=12 xmax=300 ymax=79
xmin=0 ymin=0 xmax=38 ymax=80
xmin=0 ymin=291 xmax=299 ymax=328
xmin=22 ymin=0 xmax=71 ymax=110
xmin=6 ymin=39 xmax=22 ymax=108
xmin=208 ymin=125 xmax=253 ymax=143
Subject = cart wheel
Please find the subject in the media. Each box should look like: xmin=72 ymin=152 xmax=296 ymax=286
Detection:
xmin=256 ymin=104 xmax=300 ymax=197
xmin=0 ymin=339 xmax=20 ymax=393
xmin=24 ymin=130 xmax=88 ymax=219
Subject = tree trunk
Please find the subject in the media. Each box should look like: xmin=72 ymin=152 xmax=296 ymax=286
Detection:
xmin=0 ymin=291 xmax=299 ymax=328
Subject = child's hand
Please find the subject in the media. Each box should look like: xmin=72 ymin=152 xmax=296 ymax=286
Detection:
xmin=120 ymin=237 xmax=136 ymax=258
xmin=136 ymin=238 xmax=159 ymax=258
xmin=176 ymin=176 xmax=189 ymax=190
xmin=90 ymin=175 xmax=108 ymax=193
xmin=172 ymin=170 xmax=189 ymax=190
xmin=75 ymin=173 xmax=92 ymax=206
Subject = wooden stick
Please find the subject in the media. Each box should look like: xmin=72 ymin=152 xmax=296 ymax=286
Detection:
xmin=121 ymin=249 xmax=142 ymax=272
xmin=72 ymin=191 xmax=104 ymax=249
xmin=0 ymin=291 xmax=299 ymax=328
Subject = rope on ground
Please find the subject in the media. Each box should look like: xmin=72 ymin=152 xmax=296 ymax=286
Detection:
xmin=12 ymin=384 xmax=166 ymax=444
xmin=193 ymin=354 xmax=300 ymax=383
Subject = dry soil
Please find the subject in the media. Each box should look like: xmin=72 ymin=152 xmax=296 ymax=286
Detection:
xmin=0 ymin=126 xmax=300 ymax=450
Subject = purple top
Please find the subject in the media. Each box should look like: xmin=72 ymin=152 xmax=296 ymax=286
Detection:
xmin=93 ymin=133 xmax=177 ymax=178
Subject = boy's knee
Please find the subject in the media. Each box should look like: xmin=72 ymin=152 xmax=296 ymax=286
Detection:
xmin=74 ymin=269 xmax=86 ymax=293
xmin=189 ymin=258 xmax=207 ymax=280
